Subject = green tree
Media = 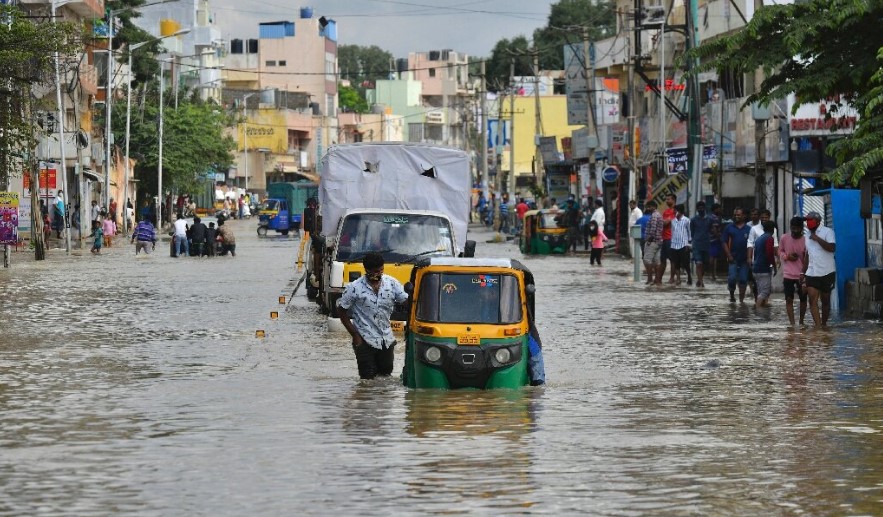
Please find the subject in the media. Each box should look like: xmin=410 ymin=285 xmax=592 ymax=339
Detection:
xmin=485 ymin=36 xmax=533 ymax=92
xmin=115 ymin=87 xmax=235 ymax=199
xmin=338 ymin=44 xmax=394 ymax=87
xmin=532 ymin=0 xmax=616 ymax=71
xmin=690 ymin=0 xmax=883 ymax=185
xmin=0 ymin=5 xmax=79 ymax=259
xmin=338 ymin=84 xmax=369 ymax=113
xmin=482 ymin=0 xmax=616 ymax=91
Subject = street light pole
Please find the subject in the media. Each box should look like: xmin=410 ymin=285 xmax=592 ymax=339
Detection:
xmin=157 ymin=64 xmax=164 ymax=229
xmin=241 ymin=91 xmax=256 ymax=192
xmin=104 ymin=8 xmax=113 ymax=212
xmin=52 ymin=0 xmax=71 ymax=254
xmin=123 ymin=29 xmax=189 ymax=236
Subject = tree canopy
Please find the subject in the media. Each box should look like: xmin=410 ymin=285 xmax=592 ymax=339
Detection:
xmin=114 ymin=88 xmax=235 ymax=197
xmin=483 ymin=0 xmax=616 ymax=91
xmin=0 ymin=5 xmax=79 ymax=189
xmin=691 ymin=0 xmax=883 ymax=185
xmin=338 ymin=44 xmax=394 ymax=87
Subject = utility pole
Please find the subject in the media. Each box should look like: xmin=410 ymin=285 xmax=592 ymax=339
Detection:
xmin=509 ymin=59 xmax=516 ymax=197
xmin=533 ymin=50 xmax=544 ymax=196
xmin=480 ymin=59 xmax=488 ymax=196
xmin=627 ymin=10 xmax=637 ymax=204
xmin=685 ymin=0 xmax=703 ymax=216
xmin=583 ymin=26 xmax=598 ymax=198
xmin=104 ymin=8 xmax=113 ymax=211
xmin=52 ymin=0 xmax=70 ymax=254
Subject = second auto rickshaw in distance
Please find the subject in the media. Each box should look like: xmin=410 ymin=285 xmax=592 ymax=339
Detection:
xmin=519 ymin=209 xmax=569 ymax=255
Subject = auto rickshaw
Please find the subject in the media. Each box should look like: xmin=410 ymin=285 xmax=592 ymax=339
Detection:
xmin=402 ymin=257 xmax=543 ymax=389
xmin=519 ymin=209 xmax=569 ymax=254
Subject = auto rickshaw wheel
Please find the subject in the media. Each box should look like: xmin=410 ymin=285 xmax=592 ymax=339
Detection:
xmin=280 ymin=229 xmax=289 ymax=236
xmin=257 ymin=225 xmax=268 ymax=237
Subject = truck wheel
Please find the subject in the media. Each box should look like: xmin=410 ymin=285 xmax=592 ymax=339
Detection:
xmin=280 ymin=229 xmax=289 ymax=236
xmin=257 ymin=226 xmax=268 ymax=237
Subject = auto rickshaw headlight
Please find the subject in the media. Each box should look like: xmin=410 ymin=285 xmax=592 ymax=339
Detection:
xmin=494 ymin=348 xmax=511 ymax=364
xmin=425 ymin=346 xmax=442 ymax=363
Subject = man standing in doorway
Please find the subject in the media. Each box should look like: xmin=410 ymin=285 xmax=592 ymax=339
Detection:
xmin=338 ymin=252 xmax=409 ymax=379
xmin=628 ymin=199 xmax=643 ymax=229
xmin=722 ymin=207 xmax=751 ymax=303
xmin=802 ymin=211 xmax=836 ymax=327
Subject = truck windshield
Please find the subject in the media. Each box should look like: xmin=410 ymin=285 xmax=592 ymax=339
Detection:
xmin=261 ymin=199 xmax=280 ymax=211
xmin=415 ymin=273 xmax=522 ymax=324
xmin=335 ymin=213 xmax=455 ymax=263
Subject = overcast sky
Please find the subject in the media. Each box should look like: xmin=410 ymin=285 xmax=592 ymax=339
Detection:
xmin=210 ymin=0 xmax=558 ymax=58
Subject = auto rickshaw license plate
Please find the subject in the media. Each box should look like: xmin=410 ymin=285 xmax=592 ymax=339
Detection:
xmin=391 ymin=321 xmax=405 ymax=332
xmin=457 ymin=334 xmax=480 ymax=345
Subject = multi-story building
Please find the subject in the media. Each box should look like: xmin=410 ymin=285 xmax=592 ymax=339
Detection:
xmin=222 ymin=7 xmax=338 ymax=192
xmin=404 ymin=49 xmax=474 ymax=148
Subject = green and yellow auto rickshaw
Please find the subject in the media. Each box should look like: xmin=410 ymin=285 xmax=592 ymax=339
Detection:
xmin=402 ymin=257 xmax=544 ymax=389
xmin=519 ymin=209 xmax=569 ymax=255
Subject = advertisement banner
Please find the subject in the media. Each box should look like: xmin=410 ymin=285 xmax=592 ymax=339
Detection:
xmin=0 ymin=192 xmax=20 ymax=244
xmin=23 ymin=167 xmax=57 ymax=193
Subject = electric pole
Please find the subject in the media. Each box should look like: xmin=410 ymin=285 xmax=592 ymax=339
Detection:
xmin=480 ymin=59 xmax=488 ymax=196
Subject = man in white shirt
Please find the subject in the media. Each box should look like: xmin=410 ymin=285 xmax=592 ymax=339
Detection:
xmin=628 ymin=199 xmax=643 ymax=228
xmin=173 ymin=213 xmax=190 ymax=257
xmin=747 ymin=208 xmax=780 ymax=266
xmin=801 ymin=211 xmax=836 ymax=328
xmin=591 ymin=199 xmax=606 ymax=232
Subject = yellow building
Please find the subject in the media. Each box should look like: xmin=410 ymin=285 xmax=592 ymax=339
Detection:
xmin=501 ymin=95 xmax=583 ymax=192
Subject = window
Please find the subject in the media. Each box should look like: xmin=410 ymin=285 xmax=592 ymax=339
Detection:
xmin=429 ymin=68 xmax=436 ymax=78
xmin=278 ymin=60 xmax=287 ymax=66
xmin=265 ymin=60 xmax=276 ymax=67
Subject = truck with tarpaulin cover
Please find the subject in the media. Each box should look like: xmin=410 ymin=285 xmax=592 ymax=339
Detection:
xmin=306 ymin=142 xmax=475 ymax=329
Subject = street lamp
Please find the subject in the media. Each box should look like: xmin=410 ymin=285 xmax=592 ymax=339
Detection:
xmin=104 ymin=0 xmax=182 ymax=214
xmin=51 ymin=0 xmax=74 ymax=253
xmin=123 ymin=29 xmax=189 ymax=236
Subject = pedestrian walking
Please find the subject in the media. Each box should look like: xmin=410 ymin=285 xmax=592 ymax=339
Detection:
xmin=802 ymin=211 xmax=836 ymax=328
xmin=722 ymin=207 xmax=751 ymax=303
xmin=131 ymin=215 xmax=157 ymax=255
xmin=90 ymin=223 xmax=104 ymax=254
xmin=102 ymin=215 xmax=116 ymax=247
xmin=690 ymin=201 xmax=714 ymax=287
xmin=216 ymin=219 xmax=236 ymax=257
xmin=338 ymin=252 xmax=408 ymax=380
xmin=52 ymin=190 xmax=65 ymax=239
xmin=779 ymin=216 xmax=808 ymax=325
xmin=708 ymin=203 xmax=724 ymax=281
xmin=589 ymin=220 xmax=607 ymax=265
xmin=90 ymin=200 xmax=101 ymax=236
xmin=752 ymin=220 xmax=777 ymax=308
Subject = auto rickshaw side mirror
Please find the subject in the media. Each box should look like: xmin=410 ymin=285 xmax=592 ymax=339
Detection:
xmin=404 ymin=282 xmax=414 ymax=295
xmin=463 ymin=240 xmax=476 ymax=258
xmin=525 ymin=284 xmax=536 ymax=295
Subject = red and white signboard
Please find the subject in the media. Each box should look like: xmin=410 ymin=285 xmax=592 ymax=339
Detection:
xmin=787 ymin=93 xmax=859 ymax=137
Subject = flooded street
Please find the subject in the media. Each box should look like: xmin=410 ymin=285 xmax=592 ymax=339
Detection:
xmin=1 ymin=219 xmax=882 ymax=515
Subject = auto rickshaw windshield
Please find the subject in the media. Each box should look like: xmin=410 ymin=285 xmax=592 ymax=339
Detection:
xmin=261 ymin=199 xmax=280 ymax=211
xmin=539 ymin=212 xmax=560 ymax=228
xmin=415 ymin=273 xmax=522 ymax=324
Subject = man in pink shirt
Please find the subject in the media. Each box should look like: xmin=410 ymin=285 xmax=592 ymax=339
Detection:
xmin=515 ymin=197 xmax=530 ymax=234
xmin=779 ymin=216 xmax=808 ymax=325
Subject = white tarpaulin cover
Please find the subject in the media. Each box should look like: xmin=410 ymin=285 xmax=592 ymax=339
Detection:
xmin=318 ymin=143 xmax=471 ymax=250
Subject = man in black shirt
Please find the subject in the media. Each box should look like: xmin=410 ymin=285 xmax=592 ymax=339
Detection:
xmin=189 ymin=216 xmax=208 ymax=257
